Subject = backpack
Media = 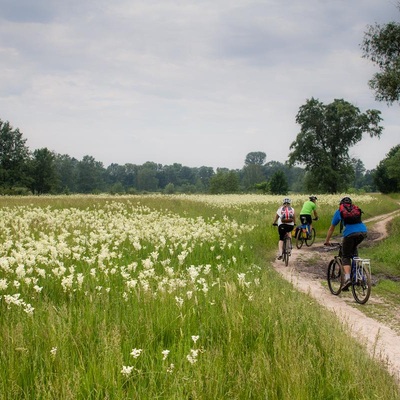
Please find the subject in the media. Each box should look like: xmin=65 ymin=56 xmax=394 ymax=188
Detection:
xmin=339 ymin=202 xmax=362 ymax=225
xmin=280 ymin=206 xmax=294 ymax=223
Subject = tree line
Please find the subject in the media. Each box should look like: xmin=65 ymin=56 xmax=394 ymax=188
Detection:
xmin=0 ymin=118 xmax=394 ymax=195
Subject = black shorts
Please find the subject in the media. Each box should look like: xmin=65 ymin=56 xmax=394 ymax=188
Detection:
xmin=278 ymin=224 xmax=294 ymax=241
xmin=342 ymin=232 xmax=367 ymax=265
xmin=300 ymin=214 xmax=312 ymax=225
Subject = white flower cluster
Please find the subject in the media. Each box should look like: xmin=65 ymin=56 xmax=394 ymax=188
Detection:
xmin=0 ymin=200 xmax=259 ymax=316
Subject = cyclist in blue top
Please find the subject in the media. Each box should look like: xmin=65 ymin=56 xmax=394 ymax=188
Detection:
xmin=324 ymin=197 xmax=367 ymax=290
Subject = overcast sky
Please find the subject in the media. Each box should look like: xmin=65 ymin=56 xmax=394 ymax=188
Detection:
xmin=0 ymin=0 xmax=399 ymax=171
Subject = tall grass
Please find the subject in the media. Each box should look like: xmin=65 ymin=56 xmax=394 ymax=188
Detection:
xmin=0 ymin=194 xmax=399 ymax=399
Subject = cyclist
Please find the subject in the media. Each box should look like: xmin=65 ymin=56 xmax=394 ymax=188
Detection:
xmin=324 ymin=196 xmax=367 ymax=290
xmin=272 ymin=197 xmax=296 ymax=260
xmin=299 ymin=195 xmax=319 ymax=236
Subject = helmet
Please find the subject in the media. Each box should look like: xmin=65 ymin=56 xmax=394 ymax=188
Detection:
xmin=309 ymin=195 xmax=317 ymax=201
xmin=340 ymin=196 xmax=352 ymax=204
xmin=282 ymin=197 xmax=291 ymax=205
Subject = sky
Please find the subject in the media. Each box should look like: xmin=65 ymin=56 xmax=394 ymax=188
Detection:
xmin=0 ymin=0 xmax=399 ymax=171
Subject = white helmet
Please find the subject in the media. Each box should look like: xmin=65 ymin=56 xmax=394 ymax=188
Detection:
xmin=282 ymin=197 xmax=291 ymax=205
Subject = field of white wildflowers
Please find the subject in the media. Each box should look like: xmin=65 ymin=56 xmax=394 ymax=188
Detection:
xmin=0 ymin=194 xmax=399 ymax=399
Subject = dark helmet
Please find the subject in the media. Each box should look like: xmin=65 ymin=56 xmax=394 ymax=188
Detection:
xmin=340 ymin=196 xmax=352 ymax=205
xmin=309 ymin=195 xmax=317 ymax=201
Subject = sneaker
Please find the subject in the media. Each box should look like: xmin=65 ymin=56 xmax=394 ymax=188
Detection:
xmin=342 ymin=279 xmax=351 ymax=291
xmin=277 ymin=255 xmax=283 ymax=260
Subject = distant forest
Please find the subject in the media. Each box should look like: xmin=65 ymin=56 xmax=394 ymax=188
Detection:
xmin=0 ymin=119 xmax=398 ymax=195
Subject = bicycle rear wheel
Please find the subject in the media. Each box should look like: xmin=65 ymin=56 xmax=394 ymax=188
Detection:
xmin=352 ymin=265 xmax=371 ymax=304
xmin=305 ymin=228 xmax=316 ymax=247
xmin=283 ymin=236 xmax=291 ymax=266
xmin=327 ymin=259 xmax=342 ymax=295
xmin=295 ymin=229 xmax=304 ymax=249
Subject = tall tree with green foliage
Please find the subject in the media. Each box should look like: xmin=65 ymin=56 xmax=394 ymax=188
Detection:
xmin=244 ymin=151 xmax=266 ymax=166
xmin=137 ymin=162 xmax=159 ymax=192
xmin=30 ymin=148 xmax=58 ymax=194
xmin=54 ymin=154 xmax=79 ymax=193
xmin=374 ymin=144 xmax=400 ymax=193
xmin=76 ymin=155 xmax=106 ymax=193
xmin=0 ymin=119 xmax=30 ymax=190
xmin=269 ymin=170 xmax=289 ymax=195
xmin=361 ymin=5 xmax=400 ymax=105
xmin=288 ymin=98 xmax=383 ymax=193
xmin=209 ymin=169 xmax=239 ymax=194
xmin=242 ymin=151 xmax=266 ymax=190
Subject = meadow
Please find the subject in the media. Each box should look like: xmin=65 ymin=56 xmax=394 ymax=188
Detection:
xmin=0 ymin=193 xmax=399 ymax=399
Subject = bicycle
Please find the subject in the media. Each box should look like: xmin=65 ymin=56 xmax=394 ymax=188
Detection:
xmin=326 ymin=243 xmax=371 ymax=304
xmin=295 ymin=217 xmax=317 ymax=249
xmin=273 ymin=223 xmax=293 ymax=266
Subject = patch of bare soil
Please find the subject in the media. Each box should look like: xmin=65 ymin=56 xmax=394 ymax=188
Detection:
xmin=272 ymin=209 xmax=400 ymax=383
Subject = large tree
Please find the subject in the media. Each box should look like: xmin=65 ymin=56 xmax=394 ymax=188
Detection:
xmin=288 ymin=98 xmax=383 ymax=193
xmin=76 ymin=155 xmax=106 ymax=193
xmin=244 ymin=151 xmax=266 ymax=166
xmin=30 ymin=148 xmax=58 ymax=194
xmin=361 ymin=6 xmax=400 ymax=105
xmin=374 ymin=144 xmax=400 ymax=193
xmin=0 ymin=119 xmax=30 ymax=189
xmin=269 ymin=170 xmax=289 ymax=195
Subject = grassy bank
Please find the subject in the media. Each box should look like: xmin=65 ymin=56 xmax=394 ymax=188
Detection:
xmin=0 ymin=194 xmax=399 ymax=399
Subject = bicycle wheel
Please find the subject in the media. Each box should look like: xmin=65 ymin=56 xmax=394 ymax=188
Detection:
xmin=283 ymin=236 xmax=291 ymax=266
xmin=295 ymin=229 xmax=304 ymax=249
xmin=352 ymin=265 xmax=371 ymax=304
xmin=327 ymin=258 xmax=342 ymax=295
xmin=305 ymin=228 xmax=316 ymax=247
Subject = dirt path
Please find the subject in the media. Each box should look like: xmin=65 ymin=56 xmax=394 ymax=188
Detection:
xmin=272 ymin=209 xmax=400 ymax=382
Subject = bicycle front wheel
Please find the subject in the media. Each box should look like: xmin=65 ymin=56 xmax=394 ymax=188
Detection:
xmin=352 ymin=265 xmax=371 ymax=304
xmin=295 ymin=229 xmax=304 ymax=249
xmin=327 ymin=258 xmax=342 ymax=295
xmin=305 ymin=228 xmax=316 ymax=247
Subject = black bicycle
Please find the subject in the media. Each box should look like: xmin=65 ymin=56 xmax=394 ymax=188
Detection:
xmin=326 ymin=243 xmax=371 ymax=304
xmin=295 ymin=217 xmax=317 ymax=249
xmin=273 ymin=224 xmax=293 ymax=266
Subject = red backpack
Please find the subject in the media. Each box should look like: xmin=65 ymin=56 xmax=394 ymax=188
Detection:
xmin=280 ymin=206 xmax=294 ymax=223
xmin=339 ymin=202 xmax=362 ymax=224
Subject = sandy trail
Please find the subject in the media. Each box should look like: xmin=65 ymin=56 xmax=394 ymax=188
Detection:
xmin=272 ymin=209 xmax=400 ymax=382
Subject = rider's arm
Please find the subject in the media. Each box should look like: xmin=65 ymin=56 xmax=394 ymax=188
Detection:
xmin=313 ymin=210 xmax=318 ymax=219
xmin=325 ymin=210 xmax=341 ymax=245
xmin=324 ymin=225 xmax=335 ymax=245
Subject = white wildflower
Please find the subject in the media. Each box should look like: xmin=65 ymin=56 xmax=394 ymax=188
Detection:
xmin=187 ymin=349 xmax=199 ymax=364
xmin=166 ymin=363 xmax=175 ymax=373
xmin=175 ymin=296 xmax=184 ymax=308
xmin=130 ymin=348 xmax=142 ymax=358
xmin=162 ymin=350 xmax=170 ymax=360
xmin=0 ymin=279 xmax=8 ymax=291
xmin=191 ymin=335 xmax=199 ymax=344
xmin=33 ymin=285 xmax=43 ymax=293
xmin=121 ymin=365 xmax=134 ymax=377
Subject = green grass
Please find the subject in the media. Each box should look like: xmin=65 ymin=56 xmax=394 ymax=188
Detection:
xmin=0 ymin=194 xmax=399 ymax=399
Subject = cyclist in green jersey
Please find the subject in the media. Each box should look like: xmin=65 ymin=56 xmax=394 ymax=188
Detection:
xmin=299 ymin=195 xmax=319 ymax=235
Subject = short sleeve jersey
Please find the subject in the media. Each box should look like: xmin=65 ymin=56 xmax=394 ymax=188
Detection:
xmin=300 ymin=200 xmax=316 ymax=215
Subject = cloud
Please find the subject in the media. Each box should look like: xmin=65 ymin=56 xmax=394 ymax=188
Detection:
xmin=0 ymin=0 xmax=398 ymax=171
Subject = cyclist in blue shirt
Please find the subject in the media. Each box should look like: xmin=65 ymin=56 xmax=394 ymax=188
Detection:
xmin=324 ymin=197 xmax=367 ymax=290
